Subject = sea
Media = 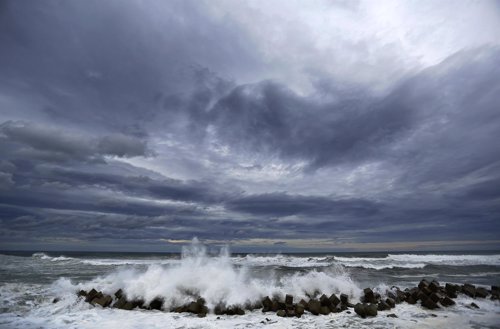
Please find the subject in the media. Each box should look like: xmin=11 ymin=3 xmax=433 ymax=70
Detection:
xmin=1 ymin=240 xmax=499 ymax=329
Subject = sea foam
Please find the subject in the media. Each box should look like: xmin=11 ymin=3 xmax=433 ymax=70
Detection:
xmin=333 ymin=253 xmax=500 ymax=269
xmin=62 ymin=239 xmax=361 ymax=309
xmin=2 ymin=245 xmax=500 ymax=329
xmin=31 ymin=250 xmax=500 ymax=270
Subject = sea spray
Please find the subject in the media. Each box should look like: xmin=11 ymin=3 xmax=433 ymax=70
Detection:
xmin=63 ymin=238 xmax=361 ymax=309
xmin=2 ymin=249 xmax=500 ymax=329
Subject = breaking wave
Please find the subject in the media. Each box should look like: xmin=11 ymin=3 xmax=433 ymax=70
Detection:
xmin=232 ymin=254 xmax=333 ymax=268
xmin=333 ymin=254 xmax=500 ymax=270
xmin=31 ymin=250 xmax=500 ymax=270
xmin=0 ymin=242 xmax=496 ymax=329
xmin=32 ymin=252 xmax=75 ymax=262
xmin=56 ymin=239 xmax=362 ymax=309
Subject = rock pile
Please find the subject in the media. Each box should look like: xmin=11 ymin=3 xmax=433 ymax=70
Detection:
xmin=76 ymin=279 xmax=497 ymax=318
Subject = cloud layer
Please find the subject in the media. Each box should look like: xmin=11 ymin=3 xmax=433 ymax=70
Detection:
xmin=1 ymin=0 xmax=500 ymax=251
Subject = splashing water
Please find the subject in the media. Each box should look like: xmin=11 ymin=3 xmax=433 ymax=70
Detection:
xmin=1 ymin=240 xmax=500 ymax=329
xmin=57 ymin=238 xmax=360 ymax=309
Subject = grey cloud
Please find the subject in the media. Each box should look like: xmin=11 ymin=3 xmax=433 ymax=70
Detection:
xmin=226 ymin=193 xmax=379 ymax=218
xmin=97 ymin=134 xmax=150 ymax=158
xmin=462 ymin=178 xmax=500 ymax=201
xmin=0 ymin=1 xmax=499 ymax=250
xmin=0 ymin=121 xmax=94 ymax=160
xmin=206 ymin=48 xmax=500 ymax=174
xmin=40 ymin=167 xmax=231 ymax=204
xmin=0 ymin=121 xmax=150 ymax=160
xmin=0 ymin=188 xmax=191 ymax=218
xmin=205 ymin=79 xmax=415 ymax=170
xmin=2 ymin=47 xmax=499 ymax=249
xmin=0 ymin=0 xmax=253 ymax=135
xmin=0 ymin=208 xmax=246 ymax=243
xmin=0 ymin=172 xmax=14 ymax=189
xmin=391 ymin=48 xmax=500 ymax=188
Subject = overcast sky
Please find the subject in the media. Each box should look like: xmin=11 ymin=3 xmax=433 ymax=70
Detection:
xmin=1 ymin=0 xmax=500 ymax=252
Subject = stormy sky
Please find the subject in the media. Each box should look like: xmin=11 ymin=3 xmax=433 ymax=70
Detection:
xmin=1 ymin=0 xmax=500 ymax=252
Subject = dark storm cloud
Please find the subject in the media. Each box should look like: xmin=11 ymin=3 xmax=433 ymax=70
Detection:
xmin=0 ymin=0 xmax=249 ymax=135
xmin=226 ymin=193 xmax=379 ymax=217
xmin=0 ymin=172 xmax=14 ymax=189
xmin=208 ymin=81 xmax=415 ymax=169
xmin=0 ymin=0 xmax=499 ymax=251
xmin=0 ymin=121 xmax=151 ymax=161
xmin=36 ymin=167 xmax=230 ymax=204
xmin=205 ymin=48 xmax=500 ymax=174
xmin=2 ymin=46 xmax=500 ymax=248
xmin=389 ymin=48 xmax=500 ymax=188
xmin=0 ymin=204 xmax=34 ymax=220
xmin=0 ymin=188 xmax=195 ymax=217
xmin=96 ymin=135 xmax=151 ymax=158
xmin=463 ymin=178 xmax=500 ymax=201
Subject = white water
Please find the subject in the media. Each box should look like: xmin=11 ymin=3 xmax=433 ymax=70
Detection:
xmin=232 ymin=254 xmax=332 ymax=268
xmin=30 ymin=251 xmax=500 ymax=270
xmin=32 ymin=252 xmax=76 ymax=262
xmin=2 ymin=241 xmax=500 ymax=329
xmin=333 ymin=254 xmax=500 ymax=270
xmin=58 ymin=239 xmax=361 ymax=308
xmin=1 ymin=283 xmax=499 ymax=329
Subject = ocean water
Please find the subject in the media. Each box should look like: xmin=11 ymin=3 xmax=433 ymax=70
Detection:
xmin=0 ymin=240 xmax=499 ymax=329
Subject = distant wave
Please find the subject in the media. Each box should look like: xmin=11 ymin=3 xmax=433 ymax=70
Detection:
xmin=232 ymin=255 xmax=332 ymax=268
xmin=231 ymin=253 xmax=500 ymax=270
xmin=32 ymin=253 xmax=179 ymax=266
xmin=387 ymin=254 xmax=500 ymax=266
xmin=234 ymin=253 xmax=500 ymax=270
xmin=332 ymin=254 xmax=500 ymax=270
xmin=32 ymin=252 xmax=75 ymax=262
xmin=79 ymin=258 xmax=179 ymax=266
xmin=444 ymin=272 xmax=500 ymax=277
xmin=30 ymin=251 xmax=500 ymax=270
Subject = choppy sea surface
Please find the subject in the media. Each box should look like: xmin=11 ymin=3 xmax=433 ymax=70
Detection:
xmin=1 ymin=241 xmax=499 ymax=328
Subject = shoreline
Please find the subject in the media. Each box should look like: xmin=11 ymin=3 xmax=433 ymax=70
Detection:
xmin=75 ymin=279 xmax=499 ymax=319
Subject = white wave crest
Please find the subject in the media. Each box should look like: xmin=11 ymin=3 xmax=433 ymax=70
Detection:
xmin=333 ymin=254 xmax=500 ymax=269
xmin=387 ymin=254 xmax=500 ymax=266
xmin=333 ymin=257 xmax=426 ymax=270
xmin=79 ymin=258 xmax=179 ymax=266
xmin=31 ymin=249 xmax=500 ymax=271
xmin=32 ymin=252 xmax=74 ymax=262
xmin=62 ymin=238 xmax=361 ymax=309
xmin=232 ymin=254 xmax=332 ymax=268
